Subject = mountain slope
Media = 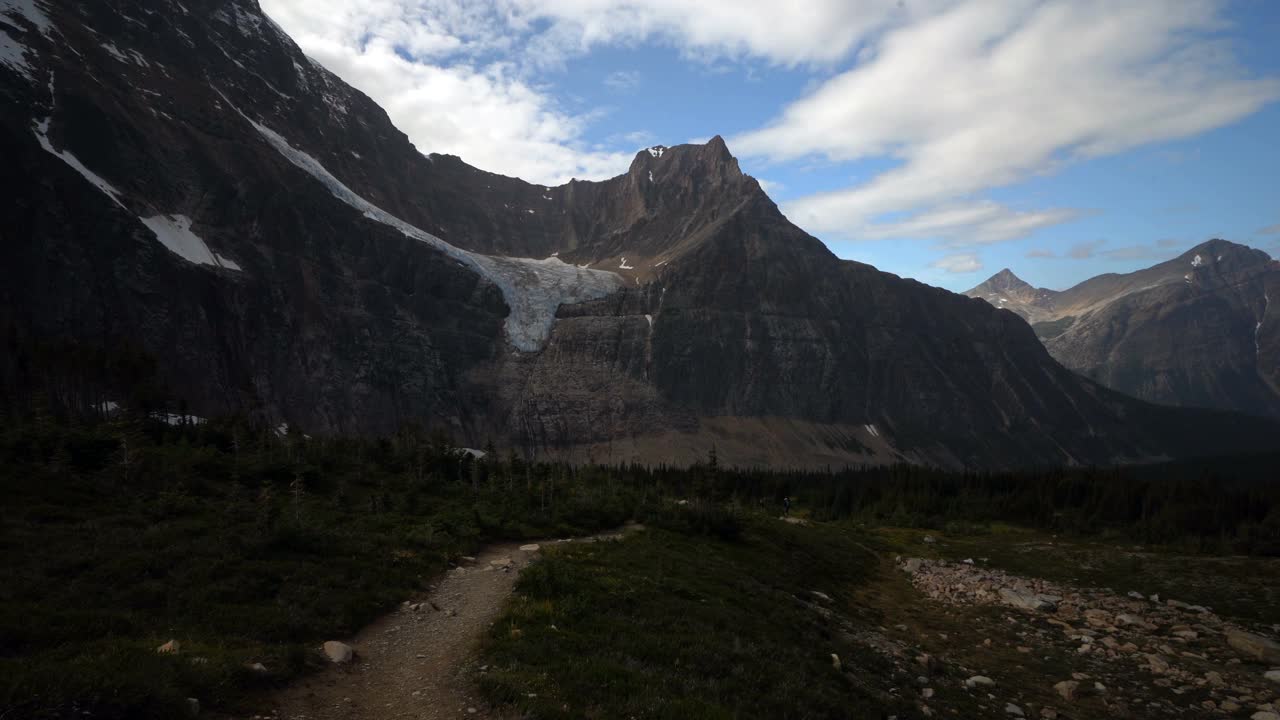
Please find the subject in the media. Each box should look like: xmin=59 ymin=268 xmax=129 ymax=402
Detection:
xmin=966 ymin=240 xmax=1280 ymax=418
xmin=2 ymin=0 xmax=1277 ymax=467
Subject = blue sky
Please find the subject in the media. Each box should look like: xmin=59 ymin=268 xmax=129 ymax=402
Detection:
xmin=262 ymin=0 xmax=1280 ymax=292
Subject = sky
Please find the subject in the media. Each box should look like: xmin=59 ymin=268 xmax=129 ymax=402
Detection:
xmin=259 ymin=0 xmax=1280 ymax=292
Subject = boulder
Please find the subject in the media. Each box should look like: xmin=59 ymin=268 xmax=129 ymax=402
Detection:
xmin=322 ymin=641 xmax=354 ymax=664
xmin=1251 ymin=712 xmax=1280 ymax=720
xmin=999 ymin=587 xmax=1056 ymax=612
xmin=901 ymin=558 xmax=924 ymax=574
xmin=831 ymin=653 xmax=842 ymax=671
xmin=1265 ymin=669 xmax=1280 ymax=685
xmin=1053 ymin=680 xmax=1078 ymax=700
xmin=1005 ymin=703 xmax=1024 ymax=716
xmin=1116 ymin=613 xmax=1154 ymax=630
xmin=184 ymin=697 xmax=200 ymax=717
xmin=1227 ymin=629 xmax=1280 ymax=664
xmin=965 ymin=675 xmax=995 ymax=688
xmin=519 ymin=544 xmax=541 ymax=552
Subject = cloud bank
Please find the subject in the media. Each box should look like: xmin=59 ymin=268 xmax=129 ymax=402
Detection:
xmin=261 ymin=0 xmax=1278 ymax=246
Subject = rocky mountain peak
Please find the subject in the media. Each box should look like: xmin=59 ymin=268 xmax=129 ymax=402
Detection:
xmin=627 ymin=135 xmax=744 ymax=185
xmin=968 ymin=268 xmax=1040 ymax=298
xmin=6 ymin=0 xmax=1279 ymax=467
xmin=1177 ymin=238 xmax=1272 ymax=271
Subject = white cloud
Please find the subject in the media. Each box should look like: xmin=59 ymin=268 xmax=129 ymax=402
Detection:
xmin=259 ymin=0 xmax=1277 ymax=230
xmin=1066 ymin=239 xmax=1106 ymax=259
xmin=755 ymin=178 xmax=783 ymax=196
xmin=931 ymin=253 xmax=983 ymax=274
xmin=789 ymin=199 xmax=1083 ymax=245
xmin=603 ymin=70 xmax=640 ymax=92
xmin=506 ymin=0 xmax=937 ymax=67
xmin=735 ymin=0 xmax=1280 ymax=244
xmin=257 ymin=0 xmax=938 ymax=185
xmin=261 ymin=0 xmax=636 ymax=184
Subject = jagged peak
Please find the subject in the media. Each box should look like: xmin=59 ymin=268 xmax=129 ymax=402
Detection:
xmin=1176 ymin=238 xmax=1272 ymax=269
xmin=628 ymin=135 xmax=742 ymax=178
xmin=968 ymin=267 xmax=1034 ymax=295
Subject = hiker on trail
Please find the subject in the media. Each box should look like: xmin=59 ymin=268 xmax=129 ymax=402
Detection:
xmin=783 ymin=496 xmax=791 ymax=517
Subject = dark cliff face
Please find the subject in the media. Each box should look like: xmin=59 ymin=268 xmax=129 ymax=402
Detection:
xmin=2 ymin=0 xmax=1277 ymax=467
xmin=971 ymin=241 xmax=1280 ymax=419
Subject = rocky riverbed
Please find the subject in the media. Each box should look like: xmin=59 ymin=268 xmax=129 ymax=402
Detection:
xmin=891 ymin=556 xmax=1280 ymax=718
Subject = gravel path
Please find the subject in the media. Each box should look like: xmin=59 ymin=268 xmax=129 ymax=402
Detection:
xmin=263 ymin=528 xmax=638 ymax=720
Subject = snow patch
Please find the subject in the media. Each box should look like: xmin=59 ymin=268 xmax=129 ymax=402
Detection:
xmin=226 ymin=3 xmax=263 ymax=37
xmin=644 ymin=314 xmax=653 ymax=328
xmin=0 ymin=26 xmax=32 ymax=79
xmin=865 ymin=424 xmax=880 ymax=438
xmin=456 ymin=447 xmax=486 ymax=459
xmin=34 ymin=118 xmax=126 ymax=208
xmin=1258 ymin=292 xmax=1270 ymax=356
xmin=100 ymin=41 xmax=128 ymax=63
xmin=322 ymin=91 xmax=347 ymax=117
xmin=0 ymin=0 xmax=53 ymax=34
xmin=240 ymin=109 xmax=622 ymax=351
xmin=152 ymin=412 xmax=205 ymax=426
xmin=648 ymin=170 xmax=653 ymax=182
xmin=619 ymin=257 xmax=635 ymax=270
xmin=646 ymin=146 xmax=665 ymax=158
xmin=1191 ymin=254 xmax=1203 ymax=267
xmin=140 ymin=214 xmax=240 ymax=271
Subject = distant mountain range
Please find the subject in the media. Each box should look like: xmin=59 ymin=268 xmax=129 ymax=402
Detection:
xmin=2 ymin=0 xmax=1277 ymax=468
xmin=967 ymin=239 xmax=1280 ymax=419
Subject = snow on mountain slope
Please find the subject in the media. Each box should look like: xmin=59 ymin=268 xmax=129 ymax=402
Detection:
xmin=244 ymin=109 xmax=623 ymax=352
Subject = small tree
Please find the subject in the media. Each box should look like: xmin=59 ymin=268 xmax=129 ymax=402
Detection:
xmin=290 ymin=471 xmax=306 ymax=525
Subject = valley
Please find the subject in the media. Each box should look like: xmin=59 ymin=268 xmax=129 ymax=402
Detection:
xmin=2 ymin=1 xmax=1279 ymax=718
xmin=1 ymin=415 xmax=1277 ymax=719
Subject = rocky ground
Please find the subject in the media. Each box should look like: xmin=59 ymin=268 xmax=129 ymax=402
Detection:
xmin=860 ymin=549 xmax=1280 ymax=719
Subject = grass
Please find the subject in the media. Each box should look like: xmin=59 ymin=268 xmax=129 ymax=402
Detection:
xmin=0 ymin=421 xmax=636 ymax=719
xmin=6 ymin=413 xmax=1278 ymax=717
xmin=477 ymin=510 xmax=922 ymax=719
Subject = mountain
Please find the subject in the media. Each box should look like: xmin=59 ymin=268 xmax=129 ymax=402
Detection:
xmin=2 ymin=0 xmax=1277 ymax=468
xmin=964 ymin=268 xmax=1061 ymax=324
xmin=966 ymin=240 xmax=1280 ymax=418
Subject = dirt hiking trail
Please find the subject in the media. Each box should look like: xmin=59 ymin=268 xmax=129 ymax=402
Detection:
xmin=260 ymin=526 xmax=641 ymax=720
